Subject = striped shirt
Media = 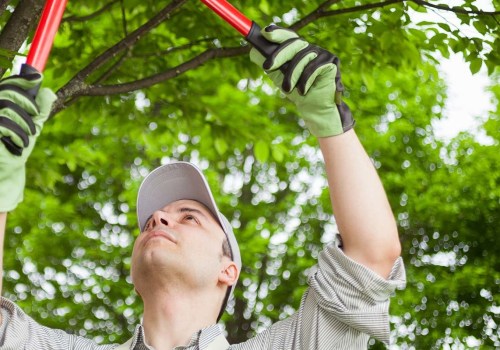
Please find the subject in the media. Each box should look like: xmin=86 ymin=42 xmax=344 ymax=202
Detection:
xmin=0 ymin=238 xmax=406 ymax=349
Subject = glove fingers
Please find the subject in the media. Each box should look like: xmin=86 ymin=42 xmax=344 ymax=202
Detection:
xmin=297 ymin=49 xmax=337 ymax=95
xmin=263 ymin=38 xmax=309 ymax=71
xmin=0 ymin=73 xmax=42 ymax=90
xmin=0 ymin=100 xmax=36 ymax=135
xmin=298 ymin=63 xmax=336 ymax=96
xmin=282 ymin=50 xmax=317 ymax=93
xmin=262 ymin=25 xmax=299 ymax=43
xmin=0 ymin=85 xmax=39 ymax=115
xmin=250 ymin=25 xmax=301 ymax=69
xmin=0 ymin=135 xmax=23 ymax=156
xmin=0 ymin=117 xmax=29 ymax=148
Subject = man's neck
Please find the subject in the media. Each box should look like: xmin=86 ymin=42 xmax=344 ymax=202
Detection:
xmin=141 ymin=289 xmax=219 ymax=350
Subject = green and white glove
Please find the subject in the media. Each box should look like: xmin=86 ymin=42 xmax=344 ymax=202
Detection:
xmin=250 ymin=25 xmax=354 ymax=137
xmin=0 ymin=73 xmax=57 ymax=212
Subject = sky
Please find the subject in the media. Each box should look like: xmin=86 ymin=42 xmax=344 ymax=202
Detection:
xmin=423 ymin=0 xmax=495 ymax=144
xmin=433 ymin=55 xmax=494 ymax=144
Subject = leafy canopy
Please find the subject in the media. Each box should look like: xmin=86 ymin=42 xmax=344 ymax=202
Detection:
xmin=0 ymin=0 xmax=499 ymax=347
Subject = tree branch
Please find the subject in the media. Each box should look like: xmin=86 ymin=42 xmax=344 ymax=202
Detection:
xmin=54 ymin=0 xmax=188 ymax=111
xmin=411 ymin=0 xmax=500 ymax=16
xmin=80 ymin=46 xmax=249 ymax=96
xmin=90 ymin=1 xmax=130 ymax=85
xmin=55 ymin=0 xmax=403 ymax=110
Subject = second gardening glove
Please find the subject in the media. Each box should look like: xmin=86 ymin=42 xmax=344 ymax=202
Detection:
xmin=0 ymin=72 xmax=57 ymax=212
xmin=250 ymin=25 xmax=354 ymax=138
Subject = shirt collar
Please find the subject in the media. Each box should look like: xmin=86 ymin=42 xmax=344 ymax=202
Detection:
xmin=132 ymin=323 xmax=226 ymax=350
xmin=197 ymin=324 xmax=226 ymax=350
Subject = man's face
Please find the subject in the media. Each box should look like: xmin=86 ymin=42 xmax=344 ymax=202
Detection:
xmin=131 ymin=199 xmax=230 ymax=294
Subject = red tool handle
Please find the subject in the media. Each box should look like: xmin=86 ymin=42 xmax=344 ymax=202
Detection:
xmin=26 ymin=0 xmax=68 ymax=72
xmin=200 ymin=0 xmax=283 ymax=61
xmin=1 ymin=0 xmax=68 ymax=156
xmin=200 ymin=0 xmax=252 ymax=36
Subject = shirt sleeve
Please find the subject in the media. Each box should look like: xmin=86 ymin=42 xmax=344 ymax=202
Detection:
xmin=0 ymin=297 xmax=118 ymax=350
xmin=232 ymin=236 xmax=406 ymax=350
xmin=304 ymin=236 xmax=406 ymax=346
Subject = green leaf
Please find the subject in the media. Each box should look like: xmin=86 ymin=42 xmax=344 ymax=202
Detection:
xmin=438 ymin=23 xmax=451 ymax=32
xmin=214 ymin=137 xmax=228 ymax=155
xmin=0 ymin=56 xmax=12 ymax=70
xmin=469 ymin=58 xmax=482 ymax=74
xmin=472 ymin=20 xmax=487 ymax=35
xmin=361 ymin=72 xmax=376 ymax=91
xmin=408 ymin=1 xmax=427 ymax=12
xmin=438 ymin=44 xmax=450 ymax=59
xmin=429 ymin=33 xmax=447 ymax=47
xmin=271 ymin=144 xmax=285 ymax=163
xmin=407 ymin=28 xmax=427 ymax=41
xmin=415 ymin=21 xmax=435 ymax=26
xmin=258 ymin=0 xmax=271 ymax=15
xmin=254 ymin=140 xmax=269 ymax=163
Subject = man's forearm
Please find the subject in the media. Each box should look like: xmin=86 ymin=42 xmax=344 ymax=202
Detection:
xmin=318 ymin=130 xmax=401 ymax=278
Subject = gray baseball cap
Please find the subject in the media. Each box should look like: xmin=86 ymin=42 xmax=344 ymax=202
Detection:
xmin=136 ymin=161 xmax=241 ymax=320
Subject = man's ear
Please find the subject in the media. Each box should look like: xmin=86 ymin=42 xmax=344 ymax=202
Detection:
xmin=218 ymin=261 xmax=239 ymax=287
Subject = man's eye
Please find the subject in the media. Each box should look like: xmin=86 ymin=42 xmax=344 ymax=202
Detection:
xmin=184 ymin=215 xmax=197 ymax=222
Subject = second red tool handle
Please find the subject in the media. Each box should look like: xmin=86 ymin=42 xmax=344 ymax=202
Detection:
xmin=26 ymin=0 xmax=68 ymax=72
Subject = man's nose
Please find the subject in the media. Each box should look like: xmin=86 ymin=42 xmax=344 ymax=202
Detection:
xmin=150 ymin=210 xmax=170 ymax=227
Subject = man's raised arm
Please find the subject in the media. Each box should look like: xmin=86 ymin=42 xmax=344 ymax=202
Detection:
xmin=249 ymin=26 xmax=401 ymax=278
xmin=318 ymin=132 xmax=401 ymax=278
xmin=0 ymin=73 xmax=57 ymax=324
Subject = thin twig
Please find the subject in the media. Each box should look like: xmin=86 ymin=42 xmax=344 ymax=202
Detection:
xmin=63 ymin=0 xmax=121 ymax=22
xmin=320 ymin=0 xmax=404 ymax=19
xmin=120 ymin=0 xmax=128 ymax=36
xmin=411 ymin=0 xmax=500 ymax=16
xmin=93 ymin=51 xmax=129 ymax=84
xmin=291 ymin=0 xmax=403 ymax=30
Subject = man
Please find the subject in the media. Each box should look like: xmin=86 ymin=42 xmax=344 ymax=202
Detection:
xmin=0 ymin=25 xmax=405 ymax=349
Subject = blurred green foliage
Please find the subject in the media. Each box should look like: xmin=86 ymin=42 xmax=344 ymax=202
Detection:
xmin=1 ymin=0 xmax=499 ymax=348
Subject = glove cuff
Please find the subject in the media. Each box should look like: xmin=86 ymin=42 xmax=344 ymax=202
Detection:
xmin=0 ymin=164 xmax=25 ymax=212
xmin=300 ymin=99 xmax=355 ymax=138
